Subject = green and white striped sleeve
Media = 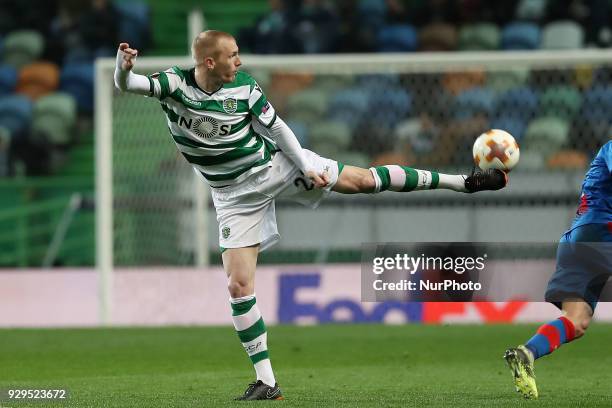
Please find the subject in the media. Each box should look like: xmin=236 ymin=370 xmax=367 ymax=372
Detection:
xmin=147 ymin=67 xmax=183 ymax=100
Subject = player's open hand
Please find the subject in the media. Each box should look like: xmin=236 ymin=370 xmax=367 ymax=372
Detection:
xmin=305 ymin=170 xmax=330 ymax=189
xmin=118 ymin=43 xmax=138 ymax=71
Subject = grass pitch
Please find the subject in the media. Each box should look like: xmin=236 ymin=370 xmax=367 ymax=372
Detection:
xmin=1 ymin=324 xmax=612 ymax=407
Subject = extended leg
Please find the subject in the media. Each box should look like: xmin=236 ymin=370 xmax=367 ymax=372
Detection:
xmin=332 ymin=165 xmax=506 ymax=194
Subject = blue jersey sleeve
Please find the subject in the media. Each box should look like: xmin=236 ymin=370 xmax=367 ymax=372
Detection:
xmin=604 ymin=142 xmax=612 ymax=175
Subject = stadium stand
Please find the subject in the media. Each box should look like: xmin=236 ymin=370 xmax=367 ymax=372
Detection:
xmin=515 ymin=0 xmax=548 ymax=21
xmin=114 ymin=1 xmax=151 ymax=51
xmin=59 ymin=63 xmax=94 ymax=114
xmin=0 ymin=94 xmax=32 ymax=136
xmin=377 ymin=24 xmax=418 ymax=52
xmin=309 ymin=120 xmax=352 ymax=159
xmin=2 ymin=30 xmax=44 ymax=69
xmin=500 ymin=22 xmax=541 ymax=50
xmin=458 ymin=22 xmax=500 ymax=51
xmin=2 ymin=0 xmax=612 ymax=266
xmin=31 ymin=92 xmax=76 ymax=146
xmin=418 ymin=22 xmax=458 ymax=51
xmin=0 ymin=64 xmax=17 ymax=94
xmin=540 ymin=20 xmax=584 ymax=49
xmin=329 ymin=88 xmax=370 ymax=131
xmin=16 ymin=62 xmax=60 ymax=100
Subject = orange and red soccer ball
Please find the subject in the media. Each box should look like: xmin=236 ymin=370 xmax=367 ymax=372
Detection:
xmin=473 ymin=129 xmax=520 ymax=172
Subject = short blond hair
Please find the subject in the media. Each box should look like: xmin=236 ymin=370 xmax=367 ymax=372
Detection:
xmin=192 ymin=30 xmax=235 ymax=64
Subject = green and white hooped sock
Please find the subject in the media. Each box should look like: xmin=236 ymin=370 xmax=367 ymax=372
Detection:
xmin=369 ymin=165 xmax=467 ymax=193
xmin=230 ymin=294 xmax=276 ymax=387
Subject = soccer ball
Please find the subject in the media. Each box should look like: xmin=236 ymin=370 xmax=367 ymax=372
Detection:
xmin=472 ymin=129 xmax=520 ymax=172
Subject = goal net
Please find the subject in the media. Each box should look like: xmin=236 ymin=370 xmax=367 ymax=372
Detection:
xmin=96 ymin=50 xmax=612 ymax=316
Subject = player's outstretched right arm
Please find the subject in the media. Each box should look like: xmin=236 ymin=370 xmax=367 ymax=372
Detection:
xmin=114 ymin=43 xmax=151 ymax=95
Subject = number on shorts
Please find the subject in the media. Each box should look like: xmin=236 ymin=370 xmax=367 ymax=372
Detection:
xmin=294 ymin=176 xmax=314 ymax=191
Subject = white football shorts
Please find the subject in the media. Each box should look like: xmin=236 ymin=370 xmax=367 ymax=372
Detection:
xmin=210 ymin=149 xmax=341 ymax=251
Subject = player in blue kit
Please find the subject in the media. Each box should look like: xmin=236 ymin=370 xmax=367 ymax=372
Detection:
xmin=504 ymin=141 xmax=612 ymax=399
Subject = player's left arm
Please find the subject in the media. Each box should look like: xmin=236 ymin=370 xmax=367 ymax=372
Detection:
xmin=249 ymin=81 xmax=328 ymax=188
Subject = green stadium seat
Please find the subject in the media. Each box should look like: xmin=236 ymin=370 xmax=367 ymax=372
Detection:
xmin=309 ymin=120 xmax=352 ymax=150
xmin=523 ymin=116 xmax=570 ymax=155
xmin=313 ymin=75 xmax=354 ymax=93
xmin=34 ymin=92 xmax=76 ymax=124
xmin=458 ymin=23 xmax=500 ymax=51
xmin=541 ymin=21 xmax=584 ymax=49
xmin=286 ymin=89 xmax=328 ymax=123
xmin=2 ymin=30 xmax=44 ymax=69
xmin=538 ymin=86 xmax=582 ymax=120
xmin=486 ymin=68 xmax=530 ymax=93
xmin=31 ymin=93 xmax=76 ymax=145
xmin=308 ymin=120 xmax=352 ymax=159
xmin=517 ymin=150 xmax=545 ymax=170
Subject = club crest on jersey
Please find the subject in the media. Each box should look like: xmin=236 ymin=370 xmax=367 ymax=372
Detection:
xmin=222 ymin=97 xmax=237 ymax=113
xmin=222 ymin=226 xmax=231 ymax=239
xmin=193 ymin=116 xmax=219 ymax=139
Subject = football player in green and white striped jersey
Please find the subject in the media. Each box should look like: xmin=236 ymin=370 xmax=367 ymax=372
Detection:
xmin=114 ymin=30 xmax=508 ymax=401
xmin=145 ymin=65 xmax=278 ymax=187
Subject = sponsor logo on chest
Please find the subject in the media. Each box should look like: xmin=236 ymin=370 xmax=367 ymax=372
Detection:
xmin=178 ymin=115 xmax=231 ymax=141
